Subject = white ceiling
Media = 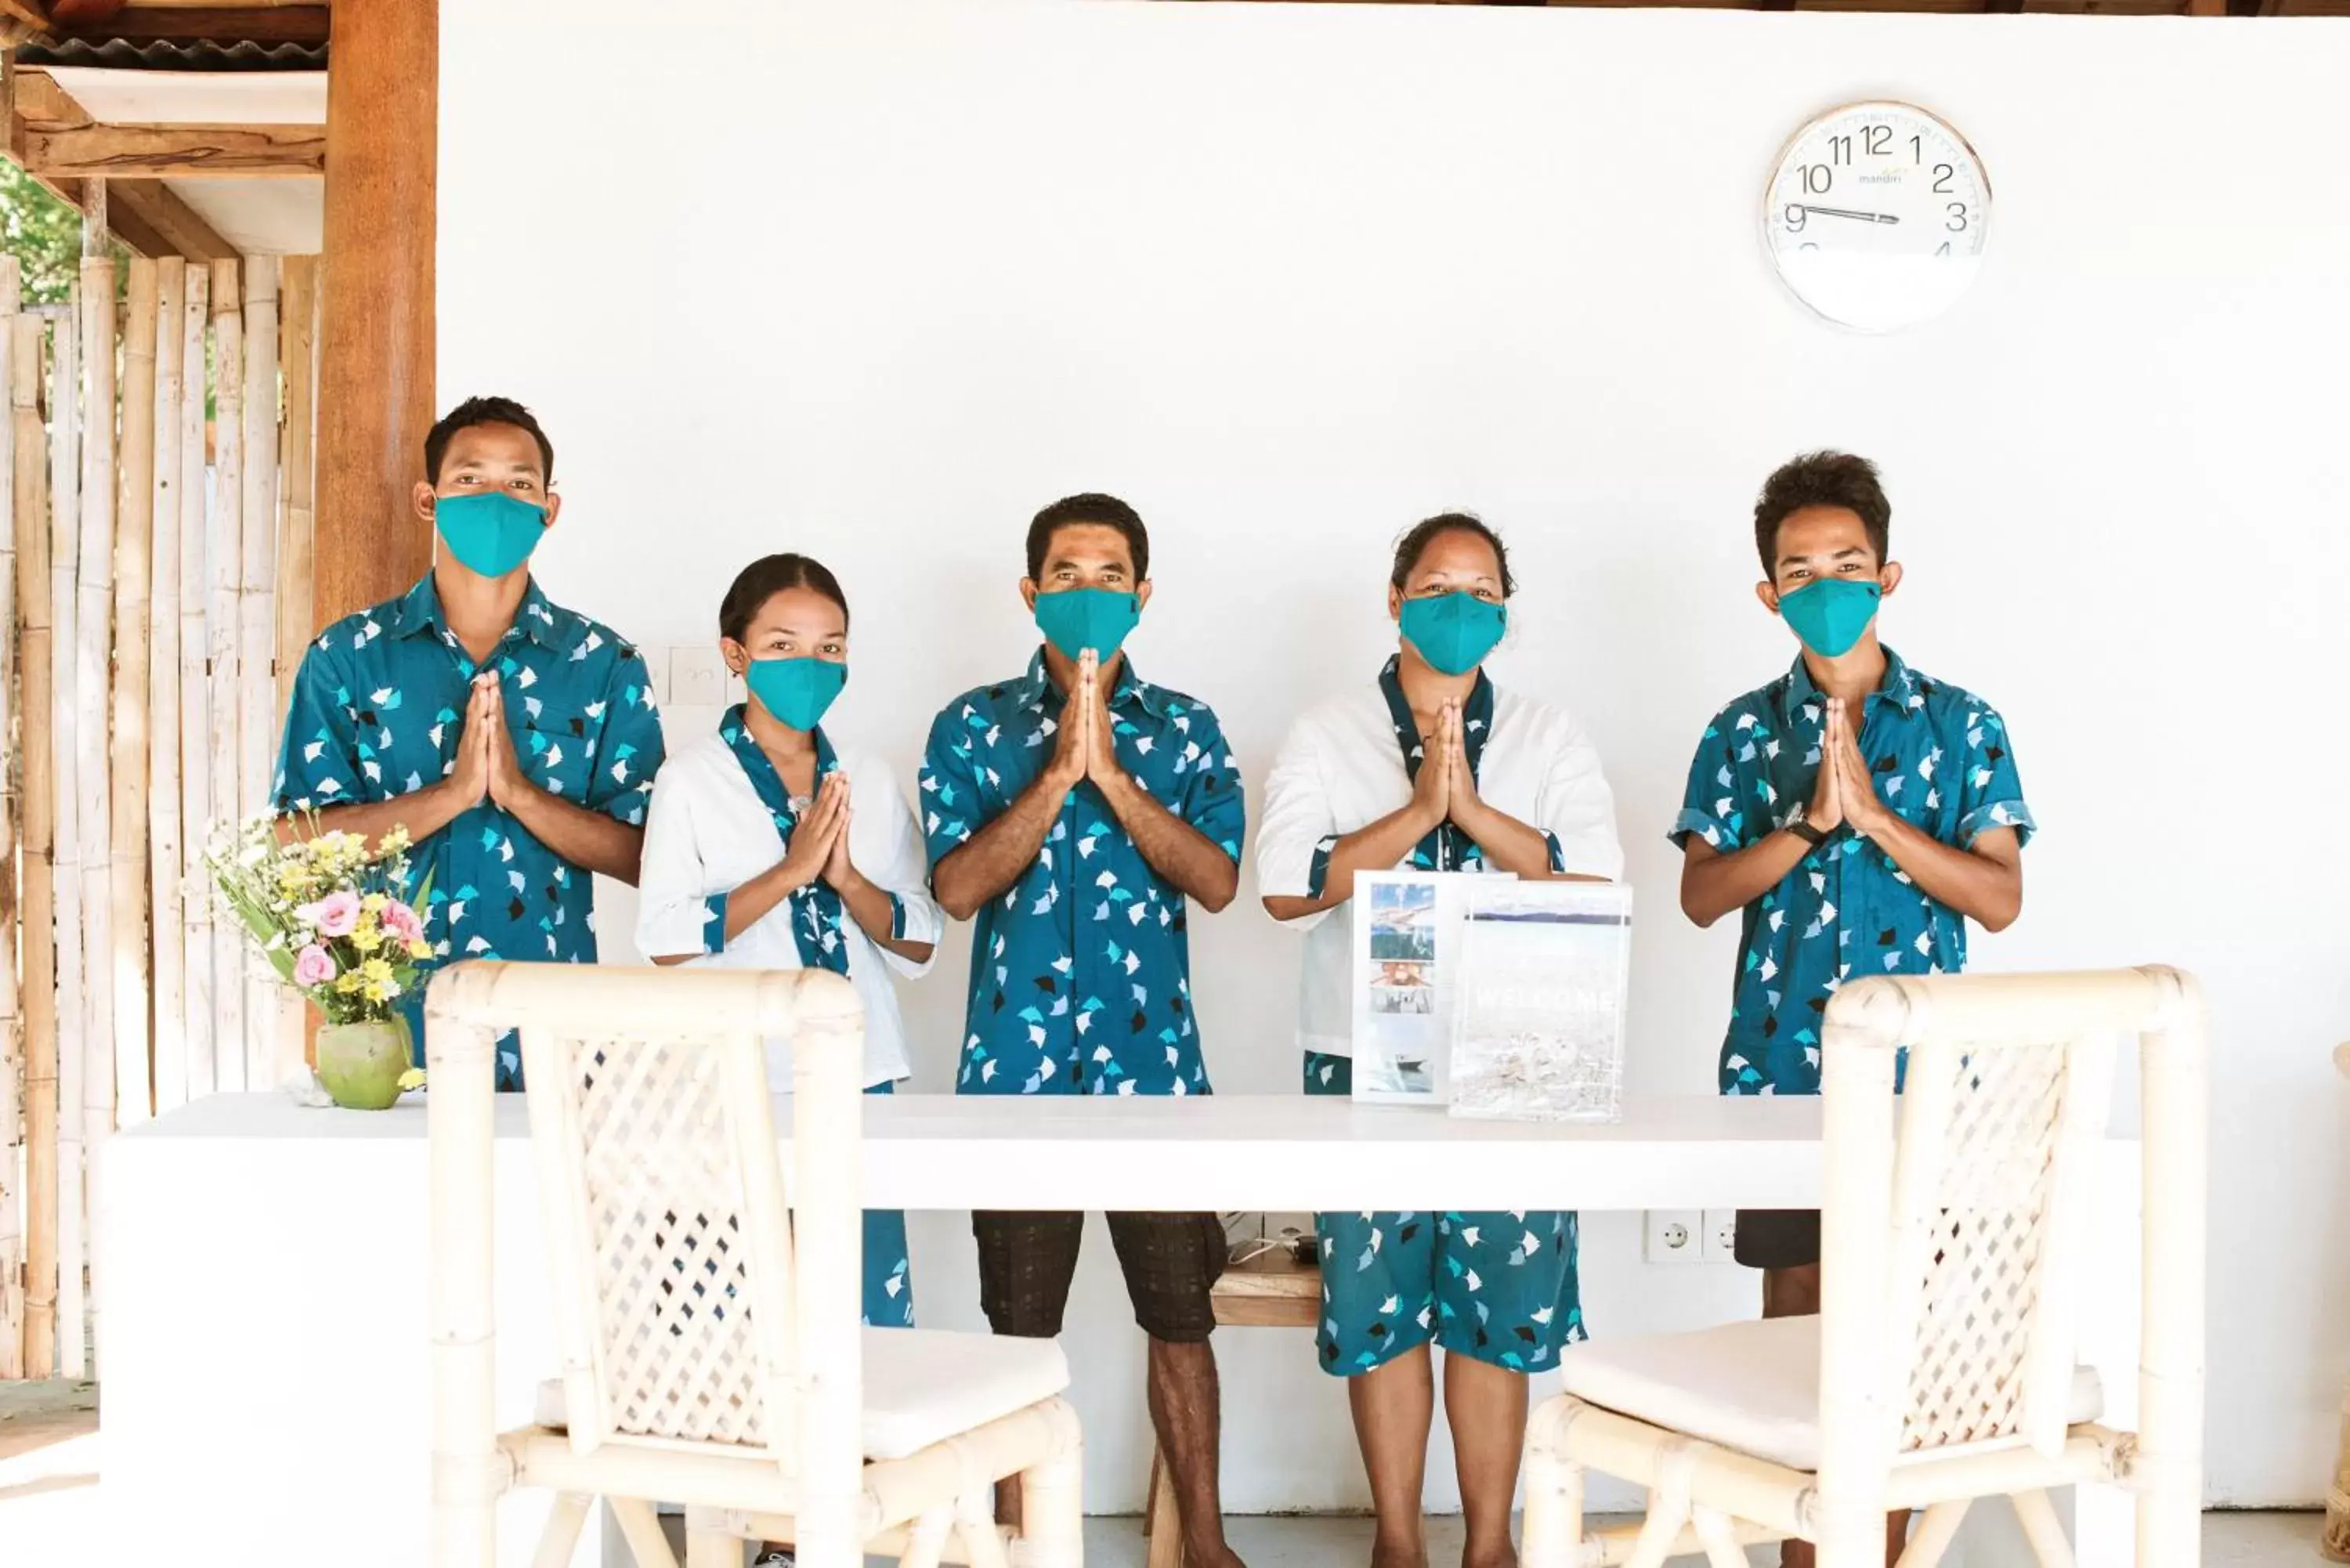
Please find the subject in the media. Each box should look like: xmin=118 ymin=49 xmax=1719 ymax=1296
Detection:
xmin=168 ymin=177 xmax=323 ymax=255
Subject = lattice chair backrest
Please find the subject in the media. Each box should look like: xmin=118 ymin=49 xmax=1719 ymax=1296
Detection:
xmin=469 ymin=962 xmax=866 ymax=1473
xmin=1817 ymin=968 xmax=2199 ymax=1477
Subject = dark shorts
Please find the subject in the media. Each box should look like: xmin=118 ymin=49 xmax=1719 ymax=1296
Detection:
xmin=1734 ymin=1209 xmax=1821 ymax=1270
xmin=972 ymin=1209 xmax=1226 ymax=1344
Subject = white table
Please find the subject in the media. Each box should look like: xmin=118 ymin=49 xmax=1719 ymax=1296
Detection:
xmin=99 ymin=1091 xmax=2149 ymax=1566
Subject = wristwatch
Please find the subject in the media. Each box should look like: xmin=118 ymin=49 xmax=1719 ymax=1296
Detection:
xmin=1787 ymin=808 xmax=1829 ymax=847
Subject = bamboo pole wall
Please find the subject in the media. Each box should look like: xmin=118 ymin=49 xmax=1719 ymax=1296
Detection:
xmin=0 ymin=258 xmax=19 ymax=1381
xmin=0 ymin=251 xmax=320 ymax=1378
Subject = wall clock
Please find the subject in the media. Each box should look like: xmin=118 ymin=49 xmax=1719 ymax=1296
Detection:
xmin=1763 ymin=100 xmax=1991 ymax=333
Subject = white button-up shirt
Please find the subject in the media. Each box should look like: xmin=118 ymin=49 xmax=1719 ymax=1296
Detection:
xmin=636 ymin=728 xmax=943 ymax=1088
xmin=1255 ymin=678 xmax=1625 ymax=1060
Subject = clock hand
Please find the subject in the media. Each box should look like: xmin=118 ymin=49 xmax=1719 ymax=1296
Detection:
xmin=1794 ymin=204 xmax=1901 ymax=226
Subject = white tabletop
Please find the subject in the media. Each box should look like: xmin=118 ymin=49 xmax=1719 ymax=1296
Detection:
xmin=124 ymin=1089 xmax=1867 ymax=1211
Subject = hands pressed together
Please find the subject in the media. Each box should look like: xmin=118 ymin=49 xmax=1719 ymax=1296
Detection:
xmin=445 ymin=671 xmax=534 ymax=814
xmin=1803 ymin=696 xmax=1894 ymax=839
xmin=1407 ymin=696 xmax=1490 ymax=836
xmin=776 ymin=770 xmax=861 ymax=895
xmin=1043 ymin=648 xmax=1129 ymax=797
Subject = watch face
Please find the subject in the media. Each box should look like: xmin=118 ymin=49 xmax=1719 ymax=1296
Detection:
xmin=1763 ymin=100 xmax=1991 ymax=333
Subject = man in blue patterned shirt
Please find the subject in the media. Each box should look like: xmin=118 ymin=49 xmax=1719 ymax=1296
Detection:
xmin=920 ymin=494 xmax=1247 ymax=1568
xmin=274 ymin=397 xmax=666 ymax=1087
xmin=1672 ymin=452 xmax=2030 ymax=1568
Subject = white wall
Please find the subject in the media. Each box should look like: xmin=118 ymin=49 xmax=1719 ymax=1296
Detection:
xmin=440 ymin=0 xmax=2350 ymax=1517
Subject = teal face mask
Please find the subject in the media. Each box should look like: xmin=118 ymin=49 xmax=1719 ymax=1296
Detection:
xmin=434 ymin=490 xmax=548 ymax=579
xmin=1032 ymin=587 xmax=1141 ymax=662
xmin=1399 ymin=591 xmax=1507 ymax=677
xmin=1777 ymin=579 xmax=1883 ymax=659
xmin=745 ymin=656 xmax=847 ymax=732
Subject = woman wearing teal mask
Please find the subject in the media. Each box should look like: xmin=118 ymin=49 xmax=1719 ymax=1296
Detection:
xmin=635 ymin=552 xmax=942 ymax=1329
xmin=1256 ymin=514 xmax=1624 ymax=1568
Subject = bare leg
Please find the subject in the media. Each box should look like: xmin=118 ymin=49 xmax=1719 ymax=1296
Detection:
xmin=1764 ymin=1266 xmax=1908 ymax=1568
xmin=1443 ymin=1353 xmax=1529 ymax=1568
xmin=1347 ymin=1344 xmax=1437 ymax=1568
xmin=1151 ymin=1336 xmax=1246 ymax=1568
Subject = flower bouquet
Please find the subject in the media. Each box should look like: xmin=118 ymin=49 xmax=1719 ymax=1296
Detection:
xmin=205 ymin=815 xmax=436 ymax=1109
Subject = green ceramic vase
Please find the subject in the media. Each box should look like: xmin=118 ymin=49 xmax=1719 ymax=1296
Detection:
xmin=315 ymin=1016 xmax=414 ymax=1111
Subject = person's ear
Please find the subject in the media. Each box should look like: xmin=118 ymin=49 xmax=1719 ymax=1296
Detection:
xmin=538 ymin=490 xmax=562 ymax=529
xmin=1386 ymin=584 xmax=1404 ymax=623
xmin=1755 ymin=579 xmax=1783 ymax=616
xmin=1019 ymin=579 xmax=1039 ymax=614
xmin=412 ymin=481 xmax=439 ymax=527
xmin=1134 ymin=580 xmax=1152 ymax=615
xmin=719 ymin=637 xmax=747 ymax=678
xmin=1878 ymin=561 xmax=1903 ymax=598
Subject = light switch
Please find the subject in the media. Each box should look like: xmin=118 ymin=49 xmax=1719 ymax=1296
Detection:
xmin=671 ymin=645 xmax=728 ymax=709
xmin=634 ymin=644 xmax=671 ymax=704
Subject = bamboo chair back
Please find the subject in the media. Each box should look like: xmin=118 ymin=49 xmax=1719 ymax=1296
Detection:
xmin=492 ymin=962 xmax=868 ymax=1475
xmin=1818 ymin=968 xmax=2199 ymax=1476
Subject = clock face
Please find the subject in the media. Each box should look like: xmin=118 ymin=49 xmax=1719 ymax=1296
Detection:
xmin=1763 ymin=100 xmax=1991 ymax=333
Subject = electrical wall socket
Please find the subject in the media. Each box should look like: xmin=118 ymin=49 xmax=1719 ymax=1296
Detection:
xmin=1642 ymin=1209 xmax=1701 ymax=1265
xmin=669 ymin=645 xmax=729 ymax=709
xmin=1701 ymin=1209 xmax=1739 ymax=1264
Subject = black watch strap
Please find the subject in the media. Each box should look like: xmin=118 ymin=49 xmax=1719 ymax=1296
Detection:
xmin=1788 ymin=817 xmax=1829 ymax=847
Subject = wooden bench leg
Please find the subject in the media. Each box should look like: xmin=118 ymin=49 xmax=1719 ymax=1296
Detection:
xmin=1144 ymin=1437 xmax=1184 ymax=1568
xmin=2325 ymin=1371 xmax=2350 ymax=1562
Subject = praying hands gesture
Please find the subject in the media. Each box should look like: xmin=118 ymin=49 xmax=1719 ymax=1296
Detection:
xmin=1044 ymin=649 xmax=1126 ymax=796
xmin=779 ymin=771 xmax=851 ymax=893
xmin=1814 ymin=698 xmax=1894 ymax=838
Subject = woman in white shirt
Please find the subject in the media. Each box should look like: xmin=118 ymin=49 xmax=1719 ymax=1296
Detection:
xmin=637 ymin=553 xmax=943 ymax=1328
xmin=1256 ymin=515 xmax=1623 ymax=1568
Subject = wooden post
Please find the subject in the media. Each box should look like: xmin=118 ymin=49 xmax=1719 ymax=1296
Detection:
xmin=2135 ymin=974 xmax=2209 ymax=1566
xmin=178 ymin=265 xmax=214 ymax=1100
xmin=149 ymin=259 xmax=186 ymax=1115
xmin=0 ymin=257 xmax=20 ymax=1379
xmin=75 ymin=254 xmax=117 ymax=1377
xmin=276 ymin=256 xmax=318 ymax=1067
xmin=16 ymin=313 xmax=56 ymax=1379
xmin=49 ymin=295 xmax=85 ymax=1381
xmin=208 ymin=258 xmax=243 ymax=1088
xmin=317 ymin=0 xmax=436 ymax=627
xmin=114 ymin=258 xmax=157 ymax=1128
xmin=238 ymin=257 xmax=279 ymax=1088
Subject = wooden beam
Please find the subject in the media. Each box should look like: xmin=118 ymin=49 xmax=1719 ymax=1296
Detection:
xmin=0 ymin=2 xmax=52 ymax=32
xmin=24 ymin=121 xmax=323 ymax=178
xmin=51 ymin=5 xmax=327 ymax=43
xmin=107 ymin=178 xmax=235 ymax=261
xmin=100 ymin=194 xmax=170 ymax=258
xmin=315 ymin=0 xmax=436 ymax=627
xmin=10 ymin=69 xmax=85 ymax=131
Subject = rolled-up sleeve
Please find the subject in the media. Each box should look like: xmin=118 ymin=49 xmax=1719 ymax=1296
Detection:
xmin=1537 ymin=717 xmax=1625 ymax=880
xmin=1174 ymin=700 xmax=1246 ymax=865
xmin=1955 ymin=699 xmax=2035 ymax=850
xmin=855 ymin=762 xmax=942 ymax=980
xmin=1255 ymin=715 xmax=1341 ymax=932
xmin=634 ymin=764 xmax=725 ymax=962
xmin=588 ymin=649 xmax=667 ymax=827
xmin=1668 ymin=704 xmax=1759 ymax=854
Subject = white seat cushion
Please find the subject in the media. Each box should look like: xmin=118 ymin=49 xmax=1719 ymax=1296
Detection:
xmin=1553 ymin=1313 xmax=2102 ymax=1472
xmin=535 ymin=1327 xmax=1069 ymax=1462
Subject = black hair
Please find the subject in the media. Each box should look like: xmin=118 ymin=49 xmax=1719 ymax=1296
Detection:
xmin=1754 ymin=451 xmax=1891 ymax=575
xmin=1390 ymin=511 xmax=1516 ymax=598
xmin=719 ymin=553 xmax=850 ymax=643
xmin=1025 ymin=493 xmax=1150 ymax=583
xmin=423 ymin=395 xmax=555 ymax=484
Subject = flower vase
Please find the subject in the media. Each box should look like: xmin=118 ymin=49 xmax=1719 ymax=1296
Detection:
xmin=315 ymin=1016 xmax=415 ymax=1111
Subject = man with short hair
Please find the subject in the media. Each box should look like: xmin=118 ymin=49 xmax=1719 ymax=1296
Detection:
xmin=274 ymin=395 xmax=666 ymax=1086
xmin=1672 ymin=451 xmax=2033 ymax=1568
xmin=920 ymin=493 xmax=1248 ymax=1568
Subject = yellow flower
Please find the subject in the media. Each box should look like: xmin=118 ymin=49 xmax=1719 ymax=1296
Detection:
xmin=360 ymin=957 xmax=394 ymax=983
xmin=363 ymin=980 xmax=393 ymax=1003
xmin=334 ymin=971 xmax=364 ymax=995
xmin=378 ymin=827 xmax=412 ymax=856
xmin=362 ymin=893 xmax=389 ymax=913
xmin=350 ymin=924 xmax=384 ymax=954
xmin=396 ymin=1068 xmax=427 ymax=1093
xmin=407 ymin=939 xmax=434 ymax=960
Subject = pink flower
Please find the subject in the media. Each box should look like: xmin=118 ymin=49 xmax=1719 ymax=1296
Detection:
xmin=301 ymin=891 xmax=361 ymax=939
xmin=291 ymin=944 xmax=337 ymax=988
xmin=379 ymin=901 xmax=424 ymax=945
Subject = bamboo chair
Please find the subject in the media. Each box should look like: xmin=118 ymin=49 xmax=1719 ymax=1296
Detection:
xmin=425 ymin=961 xmax=1084 ymax=1568
xmin=1522 ymin=966 xmax=2207 ymax=1568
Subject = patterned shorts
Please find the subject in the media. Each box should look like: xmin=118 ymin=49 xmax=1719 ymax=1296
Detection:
xmin=1305 ymin=1053 xmax=1586 ymax=1376
xmin=862 ymin=1082 xmax=914 ymax=1328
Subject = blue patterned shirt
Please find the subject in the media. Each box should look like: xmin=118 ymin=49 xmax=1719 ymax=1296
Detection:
xmin=1671 ymin=650 xmax=2033 ymax=1096
xmin=273 ymin=574 xmax=666 ymax=1082
xmin=920 ymin=652 xmax=1245 ymax=1097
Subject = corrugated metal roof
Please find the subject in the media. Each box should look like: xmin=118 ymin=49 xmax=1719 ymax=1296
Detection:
xmin=16 ymin=38 xmax=326 ymax=73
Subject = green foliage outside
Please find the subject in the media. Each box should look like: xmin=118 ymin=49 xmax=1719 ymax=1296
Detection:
xmin=0 ymin=158 xmax=87 ymax=305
